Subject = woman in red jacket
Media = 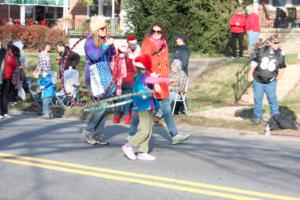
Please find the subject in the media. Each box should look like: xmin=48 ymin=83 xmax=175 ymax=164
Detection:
xmin=129 ymin=22 xmax=189 ymax=145
xmin=229 ymin=7 xmax=246 ymax=58
xmin=246 ymin=6 xmax=260 ymax=57
xmin=0 ymin=43 xmax=19 ymax=119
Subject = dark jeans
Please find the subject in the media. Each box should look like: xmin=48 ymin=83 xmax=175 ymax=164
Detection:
xmin=0 ymin=79 xmax=12 ymax=115
xmin=230 ymin=32 xmax=244 ymax=57
xmin=86 ymin=104 xmax=108 ymax=137
xmin=114 ymin=85 xmax=133 ymax=116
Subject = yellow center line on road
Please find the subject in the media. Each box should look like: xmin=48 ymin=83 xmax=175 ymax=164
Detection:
xmin=0 ymin=152 xmax=299 ymax=200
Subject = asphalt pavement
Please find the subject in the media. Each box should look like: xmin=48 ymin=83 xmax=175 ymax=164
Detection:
xmin=1 ymin=113 xmax=300 ymax=200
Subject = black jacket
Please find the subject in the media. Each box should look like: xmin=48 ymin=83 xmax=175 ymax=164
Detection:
xmin=59 ymin=46 xmax=80 ymax=70
xmin=172 ymin=44 xmax=190 ymax=76
xmin=0 ymin=47 xmax=6 ymax=65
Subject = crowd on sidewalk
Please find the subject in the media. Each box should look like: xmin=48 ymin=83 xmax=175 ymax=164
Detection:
xmin=1 ymin=4 xmax=298 ymax=161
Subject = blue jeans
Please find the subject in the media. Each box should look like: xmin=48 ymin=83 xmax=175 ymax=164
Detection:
xmin=247 ymin=31 xmax=259 ymax=56
xmin=130 ymin=98 xmax=179 ymax=137
xmin=155 ymin=92 xmax=177 ymax=117
xmin=86 ymin=102 xmax=108 ymax=137
xmin=42 ymin=97 xmax=53 ymax=118
xmin=114 ymin=87 xmax=133 ymax=116
xmin=253 ymin=79 xmax=280 ymax=121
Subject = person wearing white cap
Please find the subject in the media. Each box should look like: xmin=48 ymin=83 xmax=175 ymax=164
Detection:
xmin=13 ymin=41 xmax=25 ymax=69
xmin=80 ymin=15 xmax=116 ymax=146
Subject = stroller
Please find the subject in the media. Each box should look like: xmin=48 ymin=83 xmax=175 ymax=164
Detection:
xmin=26 ymin=71 xmax=58 ymax=107
xmin=26 ymin=77 xmax=42 ymax=106
xmin=55 ymin=69 xmax=80 ymax=109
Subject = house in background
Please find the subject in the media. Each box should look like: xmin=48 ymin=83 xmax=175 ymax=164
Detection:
xmin=0 ymin=0 xmax=126 ymax=36
xmin=0 ymin=0 xmax=70 ymax=26
xmin=259 ymin=0 xmax=300 ymax=28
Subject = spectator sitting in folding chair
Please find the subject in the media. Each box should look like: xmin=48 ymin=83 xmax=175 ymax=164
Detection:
xmin=154 ymin=59 xmax=187 ymax=121
xmin=55 ymin=69 xmax=80 ymax=108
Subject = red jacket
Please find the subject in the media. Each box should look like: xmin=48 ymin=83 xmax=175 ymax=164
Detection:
xmin=3 ymin=51 xmax=18 ymax=80
xmin=229 ymin=13 xmax=246 ymax=33
xmin=245 ymin=13 xmax=260 ymax=32
xmin=122 ymin=58 xmax=136 ymax=84
xmin=141 ymin=37 xmax=169 ymax=100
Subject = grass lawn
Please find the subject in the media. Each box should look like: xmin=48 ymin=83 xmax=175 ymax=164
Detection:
xmin=15 ymin=52 xmax=299 ymax=135
xmin=183 ymin=53 xmax=299 ymax=134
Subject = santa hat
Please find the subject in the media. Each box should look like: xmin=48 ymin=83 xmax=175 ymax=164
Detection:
xmin=127 ymin=36 xmax=137 ymax=44
xmin=133 ymin=54 xmax=152 ymax=71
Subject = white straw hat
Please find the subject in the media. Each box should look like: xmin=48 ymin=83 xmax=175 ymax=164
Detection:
xmin=90 ymin=15 xmax=106 ymax=32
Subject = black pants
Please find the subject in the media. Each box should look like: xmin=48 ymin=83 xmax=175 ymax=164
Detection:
xmin=0 ymin=79 xmax=12 ymax=115
xmin=230 ymin=32 xmax=244 ymax=57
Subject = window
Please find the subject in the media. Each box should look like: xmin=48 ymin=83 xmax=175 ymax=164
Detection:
xmin=57 ymin=7 xmax=63 ymax=18
xmin=25 ymin=6 xmax=33 ymax=18
xmin=272 ymin=0 xmax=300 ymax=6
xmin=292 ymin=0 xmax=300 ymax=5
xmin=89 ymin=0 xmax=112 ymax=17
xmin=45 ymin=7 xmax=54 ymax=19
xmin=273 ymin=0 xmax=287 ymax=6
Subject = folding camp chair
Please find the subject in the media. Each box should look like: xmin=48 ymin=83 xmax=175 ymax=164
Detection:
xmin=55 ymin=69 xmax=80 ymax=109
xmin=172 ymin=79 xmax=188 ymax=116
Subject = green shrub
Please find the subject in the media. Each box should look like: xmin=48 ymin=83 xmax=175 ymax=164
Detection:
xmin=125 ymin=0 xmax=237 ymax=54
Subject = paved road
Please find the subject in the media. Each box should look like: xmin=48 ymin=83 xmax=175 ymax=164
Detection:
xmin=1 ymin=114 xmax=300 ymax=200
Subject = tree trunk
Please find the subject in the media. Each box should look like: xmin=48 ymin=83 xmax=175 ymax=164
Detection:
xmin=98 ymin=0 xmax=104 ymax=15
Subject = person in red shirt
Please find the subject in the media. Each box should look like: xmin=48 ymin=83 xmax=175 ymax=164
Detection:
xmin=113 ymin=36 xmax=140 ymax=124
xmin=246 ymin=6 xmax=260 ymax=57
xmin=229 ymin=7 xmax=246 ymax=58
xmin=0 ymin=42 xmax=20 ymax=119
xmin=129 ymin=22 xmax=190 ymax=145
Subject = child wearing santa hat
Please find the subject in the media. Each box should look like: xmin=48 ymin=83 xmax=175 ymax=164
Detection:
xmin=111 ymin=44 xmax=129 ymax=124
xmin=122 ymin=54 xmax=169 ymax=161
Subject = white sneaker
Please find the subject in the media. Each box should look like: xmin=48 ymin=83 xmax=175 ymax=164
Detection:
xmin=137 ymin=153 xmax=156 ymax=161
xmin=0 ymin=115 xmax=3 ymax=119
xmin=171 ymin=134 xmax=190 ymax=145
xmin=3 ymin=114 xmax=13 ymax=119
xmin=122 ymin=143 xmax=136 ymax=160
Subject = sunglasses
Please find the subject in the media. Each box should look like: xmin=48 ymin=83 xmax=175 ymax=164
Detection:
xmin=99 ymin=26 xmax=107 ymax=31
xmin=152 ymin=29 xmax=162 ymax=34
xmin=272 ymin=41 xmax=280 ymax=44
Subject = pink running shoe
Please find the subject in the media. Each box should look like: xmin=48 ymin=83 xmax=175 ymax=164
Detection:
xmin=137 ymin=153 xmax=156 ymax=161
xmin=122 ymin=143 xmax=136 ymax=160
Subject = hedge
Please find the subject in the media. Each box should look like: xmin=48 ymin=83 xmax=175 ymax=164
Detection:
xmin=0 ymin=25 xmax=67 ymax=50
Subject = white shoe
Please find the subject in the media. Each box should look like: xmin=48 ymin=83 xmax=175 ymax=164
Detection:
xmin=0 ymin=115 xmax=3 ymax=119
xmin=171 ymin=134 xmax=190 ymax=145
xmin=3 ymin=114 xmax=13 ymax=119
xmin=122 ymin=144 xmax=136 ymax=160
xmin=137 ymin=153 xmax=156 ymax=161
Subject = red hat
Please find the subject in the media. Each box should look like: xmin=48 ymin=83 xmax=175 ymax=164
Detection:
xmin=127 ymin=36 xmax=137 ymax=44
xmin=133 ymin=54 xmax=152 ymax=71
